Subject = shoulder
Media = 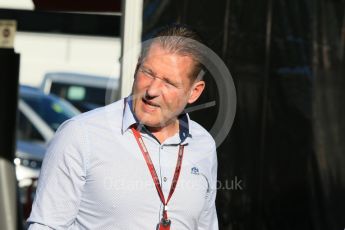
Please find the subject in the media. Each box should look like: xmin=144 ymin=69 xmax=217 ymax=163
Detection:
xmin=189 ymin=119 xmax=215 ymax=146
xmin=188 ymin=119 xmax=216 ymax=154
xmin=72 ymin=99 xmax=124 ymax=123
xmin=58 ymin=98 xmax=125 ymax=131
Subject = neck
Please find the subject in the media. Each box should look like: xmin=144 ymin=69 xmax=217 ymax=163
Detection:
xmin=146 ymin=120 xmax=179 ymax=143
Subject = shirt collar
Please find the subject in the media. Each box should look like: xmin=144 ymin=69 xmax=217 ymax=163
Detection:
xmin=121 ymin=96 xmax=192 ymax=144
xmin=121 ymin=96 xmax=137 ymax=134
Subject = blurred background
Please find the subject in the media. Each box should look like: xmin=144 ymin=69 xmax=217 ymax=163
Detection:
xmin=0 ymin=0 xmax=344 ymax=229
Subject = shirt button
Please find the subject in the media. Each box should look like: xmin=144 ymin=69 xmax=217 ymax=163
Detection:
xmin=163 ymin=177 xmax=167 ymax=182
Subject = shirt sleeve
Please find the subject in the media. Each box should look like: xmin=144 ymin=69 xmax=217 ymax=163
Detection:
xmin=27 ymin=120 xmax=88 ymax=229
xmin=197 ymin=147 xmax=219 ymax=230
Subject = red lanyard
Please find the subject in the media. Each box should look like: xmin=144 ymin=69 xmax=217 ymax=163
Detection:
xmin=131 ymin=127 xmax=184 ymax=230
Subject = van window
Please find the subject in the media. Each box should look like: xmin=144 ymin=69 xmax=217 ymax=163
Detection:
xmin=67 ymin=86 xmax=86 ymax=100
xmin=50 ymin=82 xmax=108 ymax=112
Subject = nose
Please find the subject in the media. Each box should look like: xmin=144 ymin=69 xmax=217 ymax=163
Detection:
xmin=146 ymin=77 xmax=163 ymax=98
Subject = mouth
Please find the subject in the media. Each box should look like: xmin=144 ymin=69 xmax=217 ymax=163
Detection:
xmin=142 ymin=98 xmax=160 ymax=109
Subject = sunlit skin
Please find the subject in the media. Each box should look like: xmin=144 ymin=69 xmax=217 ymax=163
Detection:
xmin=132 ymin=42 xmax=205 ymax=143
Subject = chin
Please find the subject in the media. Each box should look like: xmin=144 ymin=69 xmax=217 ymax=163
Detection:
xmin=141 ymin=120 xmax=161 ymax=127
xmin=135 ymin=115 xmax=159 ymax=127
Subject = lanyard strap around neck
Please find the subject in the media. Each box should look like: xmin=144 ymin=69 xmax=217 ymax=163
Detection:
xmin=131 ymin=127 xmax=184 ymax=220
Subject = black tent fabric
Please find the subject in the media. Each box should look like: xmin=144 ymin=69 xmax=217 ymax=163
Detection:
xmin=142 ymin=0 xmax=345 ymax=229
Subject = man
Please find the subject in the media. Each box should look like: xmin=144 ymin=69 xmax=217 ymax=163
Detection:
xmin=28 ymin=24 xmax=218 ymax=229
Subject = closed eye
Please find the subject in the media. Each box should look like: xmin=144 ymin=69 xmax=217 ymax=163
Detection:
xmin=140 ymin=67 xmax=155 ymax=78
xmin=163 ymin=79 xmax=177 ymax=88
xmin=140 ymin=65 xmax=180 ymax=89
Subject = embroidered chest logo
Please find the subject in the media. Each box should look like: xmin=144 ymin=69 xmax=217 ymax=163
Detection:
xmin=191 ymin=167 xmax=199 ymax=175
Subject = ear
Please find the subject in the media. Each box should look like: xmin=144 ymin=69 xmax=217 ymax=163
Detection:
xmin=187 ymin=80 xmax=205 ymax=104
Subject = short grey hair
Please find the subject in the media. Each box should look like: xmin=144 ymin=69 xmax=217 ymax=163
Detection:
xmin=139 ymin=24 xmax=206 ymax=82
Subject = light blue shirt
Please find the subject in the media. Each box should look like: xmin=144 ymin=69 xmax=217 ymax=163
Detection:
xmin=28 ymin=97 xmax=218 ymax=230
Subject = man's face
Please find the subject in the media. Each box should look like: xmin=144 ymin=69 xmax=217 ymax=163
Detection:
xmin=132 ymin=43 xmax=204 ymax=129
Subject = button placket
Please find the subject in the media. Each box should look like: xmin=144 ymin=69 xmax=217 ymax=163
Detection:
xmin=160 ymin=144 xmax=171 ymax=197
xmin=159 ymin=145 xmax=164 ymax=186
xmin=161 ymin=146 xmax=168 ymax=189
